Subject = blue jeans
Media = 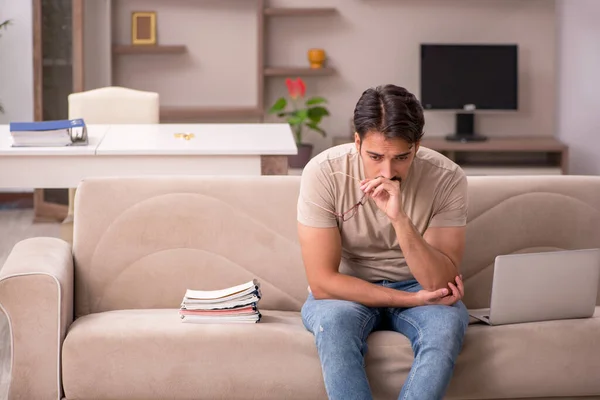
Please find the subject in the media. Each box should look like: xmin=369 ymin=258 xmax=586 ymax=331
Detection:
xmin=301 ymin=279 xmax=469 ymax=400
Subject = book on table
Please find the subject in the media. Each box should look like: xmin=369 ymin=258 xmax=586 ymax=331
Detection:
xmin=9 ymin=118 xmax=88 ymax=147
xmin=179 ymin=279 xmax=262 ymax=324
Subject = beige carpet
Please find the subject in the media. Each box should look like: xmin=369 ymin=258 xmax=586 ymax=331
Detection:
xmin=0 ymin=209 xmax=62 ymax=400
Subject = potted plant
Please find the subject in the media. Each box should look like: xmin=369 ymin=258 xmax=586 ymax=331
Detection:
xmin=0 ymin=19 xmax=12 ymax=114
xmin=268 ymin=77 xmax=330 ymax=168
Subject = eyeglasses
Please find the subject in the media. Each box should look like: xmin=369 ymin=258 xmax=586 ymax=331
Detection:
xmin=304 ymin=172 xmax=367 ymax=222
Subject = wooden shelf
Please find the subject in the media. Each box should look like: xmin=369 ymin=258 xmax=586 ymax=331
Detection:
xmin=112 ymin=45 xmax=187 ymax=55
xmin=102 ymin=5 xmax=339 ymax=125
xmin=420 ymin=136 xmax=569 ymax=174
xmin=420 ymin=137 xmax=567 ymax=152
xmin=160 ymin=106 xmax=263 ymax=120
xmin=264 ymin=67 xmax=337 ymax=77
xmin=264 ymin=7 xmax=337 ymax=17
xmin=460 ymin=166 xmax=563 ymax=176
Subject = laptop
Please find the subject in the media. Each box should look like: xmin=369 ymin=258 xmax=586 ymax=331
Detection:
xmin=469 ymin=248 xmax=600 ymax=326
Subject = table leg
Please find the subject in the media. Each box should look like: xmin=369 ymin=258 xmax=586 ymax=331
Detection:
xmin=560 ymin=148 xmax=569 ymax=174
xmin=59 ymin=188 xmax=76 ymax=244
xmin=32 ymin=189 xmax=68 ymax=223
xmin=261 ymin=155 xmax=288 ymax=175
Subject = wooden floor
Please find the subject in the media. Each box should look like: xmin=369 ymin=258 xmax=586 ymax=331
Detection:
xmin=0 ymin=209 xmax=62 ymax=400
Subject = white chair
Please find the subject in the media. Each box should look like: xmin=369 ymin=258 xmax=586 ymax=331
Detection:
xmin=60 ymin=86 xmax=160 ymax=243
xmin=67 ymin=86 xmax=159 ymax=124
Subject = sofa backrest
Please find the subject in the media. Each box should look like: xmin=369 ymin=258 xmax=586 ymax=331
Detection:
xmin=461 ymin=175 xmax=600 ymax=309
xmin=72 ymin=175 xmax=600 ymax=318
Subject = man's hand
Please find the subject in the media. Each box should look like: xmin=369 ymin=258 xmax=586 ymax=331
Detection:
xmin=415 ymin=275 xmax=464 ymax=306
xmin=360 ymin=176 xmax=404 ymax=222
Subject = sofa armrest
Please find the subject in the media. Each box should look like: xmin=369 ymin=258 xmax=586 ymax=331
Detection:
xmin=0 ymin=237 xmax=73 ymax=400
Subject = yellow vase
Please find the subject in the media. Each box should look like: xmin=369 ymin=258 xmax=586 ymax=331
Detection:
xmin=308 ymin=48 xmax=326 ymax=69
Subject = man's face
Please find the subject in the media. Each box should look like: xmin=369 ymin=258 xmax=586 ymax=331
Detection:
xmin=355 ymin=131 xmax=419 ymax=182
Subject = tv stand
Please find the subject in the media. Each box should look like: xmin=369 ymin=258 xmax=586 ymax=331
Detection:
xmin=445 ymin=133 xmax=488 ymax=142
xmin=420 ymin=136 xmax=569 ymax=175
xmin=328 ymin=136 xmax=569 ymax=175
xmin=445 ymin=112 xmax=488 ymax=142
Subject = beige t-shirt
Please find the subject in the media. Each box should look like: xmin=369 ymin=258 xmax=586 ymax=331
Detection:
xmin=297 ymin=142 xmax=468 ymax=283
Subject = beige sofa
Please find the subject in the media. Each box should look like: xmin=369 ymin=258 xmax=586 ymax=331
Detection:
xmin=1 ymin=174 xmax=599 ymax=400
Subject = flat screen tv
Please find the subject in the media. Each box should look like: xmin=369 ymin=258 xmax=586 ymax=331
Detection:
xmin=420 ymin=44 xmax=518 ymax=141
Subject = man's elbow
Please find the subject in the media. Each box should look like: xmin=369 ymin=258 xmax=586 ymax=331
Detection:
xmin=308 ymin=276 xmax=337 ymax=300
xmin=423 ymin=273 xmax=458 ymax=292
xmin=310 ymin=285 xmax=331 ymax=300
xmin=423 ymin=280 xmax=451 ymax=292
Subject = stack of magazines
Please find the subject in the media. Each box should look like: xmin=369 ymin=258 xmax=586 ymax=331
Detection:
xmin=9 ymin=118 xmax=88 ymax=147
xmin=179 ymin=279 xmax=262 ymax=324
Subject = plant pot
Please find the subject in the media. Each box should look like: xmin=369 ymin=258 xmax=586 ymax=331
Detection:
xmin=307 ymin=48 xmax=326 ymax=69
xmin=288 ymin=143 xmax=313 ymax=169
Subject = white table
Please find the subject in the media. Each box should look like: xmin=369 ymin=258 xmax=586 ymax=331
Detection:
xmin=0 ymin=123 xmax=297 ymax=189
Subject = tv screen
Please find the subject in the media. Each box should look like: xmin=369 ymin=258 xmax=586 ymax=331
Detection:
xmin=420 ymin=44 xmax=518 ymax=110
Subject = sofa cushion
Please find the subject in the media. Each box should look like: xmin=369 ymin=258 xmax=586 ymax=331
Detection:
xmin=62 ymin=309 xmax=327 ymax=400
xmin=62 ymin=308 xmax=600 ymax=400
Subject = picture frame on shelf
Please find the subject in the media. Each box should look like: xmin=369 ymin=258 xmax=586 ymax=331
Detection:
xmin=132 ymin=11 xmax=157 ymax=45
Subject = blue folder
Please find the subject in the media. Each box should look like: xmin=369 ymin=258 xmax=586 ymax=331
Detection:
xmin=9 ymin=119 xmax=86 ymax=132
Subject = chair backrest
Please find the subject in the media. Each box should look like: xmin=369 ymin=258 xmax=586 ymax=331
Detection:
xmin=72 ymin=175 xmax=600 ymax=318
xmin=68 ymin=86 xmax=159 ymax=123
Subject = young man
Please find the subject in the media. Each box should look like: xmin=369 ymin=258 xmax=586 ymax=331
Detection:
xmin=297 ymin=84 xmax=470 ymax=400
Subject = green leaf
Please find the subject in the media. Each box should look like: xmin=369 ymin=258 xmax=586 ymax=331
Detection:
xmin=306 ymin=96 xmax=327 ymax=106
xmin=0 ymin=19 xmax=12 ymax=38
xmin=287 ymin=116 xmax=304 ymax=125
xmin=306 ymin=121 xmax=327 ymax=137
xmin=277 ymin=110 xmax=297 ymax=118
xmin=286 ymin=109 xmax=307 ymax=125
xmin=307 ymin=106 xmax=330 ymax=123
xmin=268 ymin=97 xmax=287 ymax=114
xmin=296 ymin=109 xmax=308 ymax=120
xmin=292 ymin=124 xmax=303 ymax=143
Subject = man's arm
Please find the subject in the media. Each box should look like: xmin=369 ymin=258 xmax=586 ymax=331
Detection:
xmin=297 ymin=223 xmax=449 ymax=307
xmin=392 ymin=218 xmax=465 ymax=291
xmin=362 ymin=169 xmax=468 ymax=292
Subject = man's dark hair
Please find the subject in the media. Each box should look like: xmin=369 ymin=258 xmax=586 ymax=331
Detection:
xmin=353 ymin=84 xmax=425 ymax=143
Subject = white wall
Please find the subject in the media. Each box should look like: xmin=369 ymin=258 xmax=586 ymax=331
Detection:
xmin=0 ymin=1 xmax=33 ymax=123
xmin=266 ymin=0 xmax=555 ymax=154
xmin=94 ymin=0 xmax=555 ymax=155
xmin=111 ymin=0 xmax=258 ymax=107
xmin=556 ymin=0 xmax=600 ymax=175
xmin=83 ymin=0 xmax=112 ymax=90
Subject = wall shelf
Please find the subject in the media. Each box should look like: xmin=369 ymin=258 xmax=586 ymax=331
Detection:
xmin=101 ymin=1 xmax=339 ymax=122
xmin=264 ymin=67 xmax=337 ymax=76
xmin=160 ymin=106 xmax=263 ymax=121
xmin=264 ymin=7 xmax=337 ymax=17
xmin=112 ymin=45 xmax=187 ymax=55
